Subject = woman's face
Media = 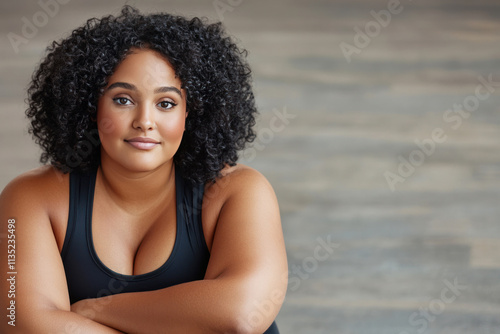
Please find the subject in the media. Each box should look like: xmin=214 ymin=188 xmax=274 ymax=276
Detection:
xmin=97 ymin=48 xmax=187 ymax=173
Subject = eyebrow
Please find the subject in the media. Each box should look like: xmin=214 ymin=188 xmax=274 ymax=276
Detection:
xmin=106 ymin=82 xmax=182 ymax=97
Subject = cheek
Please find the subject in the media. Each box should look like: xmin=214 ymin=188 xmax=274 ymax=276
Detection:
xmin=96 ymin=99 xmax=115 ymax=136
xmin=161 ymin=113 xmax=186 ymax=140
xmin=96 ymin=101 xmax=127 ymax=144
xmin=98 ymin=117 xmax=118 ymax=137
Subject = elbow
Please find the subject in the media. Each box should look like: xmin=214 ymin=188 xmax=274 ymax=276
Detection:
xmin=204 ymin=299 xmax=274 ymax=334
xmin=226 ymin=318 xmax=273 ymax=334
xmin=228 ymin=320 xmax=269 ymax=334
xmin=224 ymin=302 xmax=279 ymax=334
xmin=209 ymin=274 xmax=286 ymax=334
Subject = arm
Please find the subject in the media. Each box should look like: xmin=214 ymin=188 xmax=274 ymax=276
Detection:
xmin=0 ymin=170 xmax=122 ymax=333
xmin=72 ymin=167 xmax=288 ymax=333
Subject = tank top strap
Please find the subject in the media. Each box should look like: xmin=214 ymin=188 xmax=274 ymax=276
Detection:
xmin=61 ymin=168 xmax=97 ymax=260
xmin=176 ymin=171 xmax=209 ymax=257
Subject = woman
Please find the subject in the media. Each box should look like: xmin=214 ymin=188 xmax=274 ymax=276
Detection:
xmin=0 ymin=6 xmax=287 ymax=333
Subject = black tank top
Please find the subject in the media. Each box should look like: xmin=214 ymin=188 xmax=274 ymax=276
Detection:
xmin=60 ymin=167 xmax=279 ymax=333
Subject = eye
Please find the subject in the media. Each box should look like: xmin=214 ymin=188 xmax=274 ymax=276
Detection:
xmin=112 ymin=97 xmax=132 ymax=106
xmin=158 ymin=100 xmax=177 ymax=110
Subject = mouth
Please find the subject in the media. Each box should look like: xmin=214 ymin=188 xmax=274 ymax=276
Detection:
xmin=124 ymin=137 xmax=160 ymax=150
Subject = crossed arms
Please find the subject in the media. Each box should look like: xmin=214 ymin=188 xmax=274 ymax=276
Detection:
xmin=0 ymin=167 xmax=287 ymax=333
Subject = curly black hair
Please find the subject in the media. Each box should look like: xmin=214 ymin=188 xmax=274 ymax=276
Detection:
xmin=26 ymin=5 xmax=257 ymax=184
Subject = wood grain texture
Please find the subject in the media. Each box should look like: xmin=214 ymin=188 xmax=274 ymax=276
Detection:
xmin=1 ymin=0 xmax=499 ymax=333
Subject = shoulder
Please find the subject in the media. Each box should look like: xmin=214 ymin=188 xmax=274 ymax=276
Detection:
xmin=201 ymin=164 xmax=279 ymax=250
xmin=1 ymin=165 xmax=68 ymax=196
xmin=204 ymin=163 xmax=276 ymax=208
xmin=0 ymin=165 xmax=68 ymax=215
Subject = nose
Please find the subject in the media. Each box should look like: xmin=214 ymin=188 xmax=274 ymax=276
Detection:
xmin=132 ymin=103 xmax=155 ymax=131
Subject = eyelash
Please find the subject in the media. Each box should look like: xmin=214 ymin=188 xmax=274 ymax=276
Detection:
xmin=112 ymin=97 xmax=177 ymax=110
xmin=113 ymin=97 xmax=132 ymax=106
xmin=158 ymin=100 xmax=177 ymax=109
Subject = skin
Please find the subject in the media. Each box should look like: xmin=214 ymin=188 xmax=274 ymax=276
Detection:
xmin=0 ymin=48 xmax=287 ymax=333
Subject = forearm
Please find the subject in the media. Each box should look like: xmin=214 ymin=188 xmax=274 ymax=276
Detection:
xmin=11 ymin=308 xmax=123 ymax=334
xmin=73 ymin=277 xmax=275 ymax=334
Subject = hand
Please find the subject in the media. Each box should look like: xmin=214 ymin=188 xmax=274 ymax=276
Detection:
xmin=71 ymin=298 xmax=99 ymax=320
xmin=71 ymin=298 xmax=127 ymax=333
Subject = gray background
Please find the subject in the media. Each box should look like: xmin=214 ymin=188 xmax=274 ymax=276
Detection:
xmin=1 ymin=0 xmax=500 ymax=333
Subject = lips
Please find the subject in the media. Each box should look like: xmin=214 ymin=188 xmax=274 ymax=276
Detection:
xmin=124 ymin=137 xmax=160 ymax=150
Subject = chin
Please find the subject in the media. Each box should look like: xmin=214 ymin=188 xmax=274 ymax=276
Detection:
xmin=125 ymin=161 xmax=169 ymax=173
xmin=108 ymin=154 xmax=167 ymax=172
xmin=100 ymin=147 xmax=174 ymax=173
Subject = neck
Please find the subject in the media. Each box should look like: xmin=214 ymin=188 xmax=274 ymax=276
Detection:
xmin=97 ymin=156 xmax=176 ymax=214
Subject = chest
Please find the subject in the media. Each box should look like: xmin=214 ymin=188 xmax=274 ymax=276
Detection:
xmin=51 ymin=172 xmax=220 ymax=278
xmin=91 ymin=194 xmax=179 ymax=276
xmin=58 ymin=181 xmax=215 ymax=304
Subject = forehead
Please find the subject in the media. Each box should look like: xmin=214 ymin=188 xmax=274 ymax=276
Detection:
xmin=108 ymin=48 xmax=181 ymax=88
